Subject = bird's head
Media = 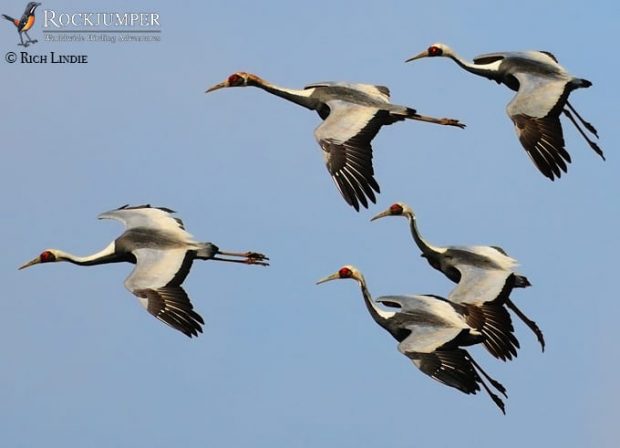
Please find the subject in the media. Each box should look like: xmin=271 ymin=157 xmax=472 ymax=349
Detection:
xmin=370 ymin=202 xmax=414 ymax=222
xmin=406 ymin=43 xmax=452 ymax=62
xmin=316 ymin=265 xmax=363 ymax=285
xmin=205 ymin=72 xmax=262 ymax=93
xmin=27 ymin=2 xmax=42 ymax=14
xmin=19 ymin=249 xmax=63 ymax=270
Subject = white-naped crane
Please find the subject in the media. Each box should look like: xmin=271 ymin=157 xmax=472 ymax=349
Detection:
xmin=206 ymin=72 xmax=465 ymax=211
xmin=406 ymin=43 xmax=604 ymax=180
xmin=317 ymin=265 xmax=508 ymax=413
xmin=371 ymin=202 xmax=545 ymax=351
xmin=19 ymin=204 xmax=269 ymax=338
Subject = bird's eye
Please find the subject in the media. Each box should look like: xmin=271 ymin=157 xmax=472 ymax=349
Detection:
xmin=429 ymin=46 xmax=442 ymax=56
xmin=338 ymin=267 xmax=352 ymax=278
xmin=389 ymin=204 xmax=403 ymax=215
xmin=40 ymin=251 xmax=56 ymax=263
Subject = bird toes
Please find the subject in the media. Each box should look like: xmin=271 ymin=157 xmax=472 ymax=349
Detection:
xmin=246 ymin=251 xmax=269 ymax=261
xmin=447 ymin=119 xmax=466 ymax=129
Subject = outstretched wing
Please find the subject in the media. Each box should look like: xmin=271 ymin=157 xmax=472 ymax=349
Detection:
xmin=98 ymin=204 xmax=190 ymax=237
xmin=447 ymin=265 xmax=514 ymax=306
xmin=461 ymin=303 xmax=519 ymax=362
xmin=125 ymin=248 xmax=204 ymax=337
xmin=507 ymin=72 xmax=572 ymax=180
xmin=397 ymin=320 xmax=463 ymax=355
xmin=409 ymin=349 xmax=481 ymax=395
xmin=315 ymin=100 xmax=391 ymax=210
xmin=305 ymin=82 xmax=390 ymax=102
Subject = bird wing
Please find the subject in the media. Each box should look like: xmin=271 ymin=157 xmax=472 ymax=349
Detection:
xmin=409 ymin=349 xmax=481 ymax=395
xmin=397 ymin=319 xmax=463 ymax=354
xmin=98 ymin=204 xmax=191 ymax=238
xmin=449 ymin=246 xmax=518 ymax=270
xmin=315 ymin=100 xmax=385 ymax=210
xmin=304 ymin=82 xmax=390 ymax=102
xmin=447 ymin=264 xmax=513 ymax=306
xmin=376 ymin=294 xmax=455 ymax=318
xmin=472 ymin=52 xmax=506 ymax=65
xmin=507 ymin=72 xmax=571 ymax=180
xmin=461 ymin=302 xmax=519 ymax=361
xmin=538 ymin=50 xmax=559 ymax=63
xmin=124 ymin=248 xmax=204 ymax=337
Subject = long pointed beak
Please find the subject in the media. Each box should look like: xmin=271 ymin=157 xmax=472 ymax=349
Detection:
xmin=316 ymin=272 xmax=340 ymax=285
xmin=19 ymin=256 xmax=41 ymax=270
xmin=370 ymin=209 xmax=392 ymax=222
xmin=405 ymin=51 xmax=429 ymax=63
xmin=205 ymin=81 xmax=227 ymax=93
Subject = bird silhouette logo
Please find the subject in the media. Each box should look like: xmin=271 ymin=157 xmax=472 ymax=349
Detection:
xmin=2 ymin=2 xmax=41 ymax=47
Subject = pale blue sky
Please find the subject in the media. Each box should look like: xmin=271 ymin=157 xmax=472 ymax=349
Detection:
xmin=2 ymin=1 xmax=618 ymax=447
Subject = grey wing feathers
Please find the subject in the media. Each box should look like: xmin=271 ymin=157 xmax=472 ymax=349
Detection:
xmin=538 ymin=50 xmax=559 ymax=63
xmin=125 ymin=248 xmax=204 ymax=337
xmin=507 ymin=72 xmax=572 ymax=180
xmin=115 ymin=204 xmax=176 ymax=214
xmin=316 ymin=101 xmax=386 ymax=210
xmin=448 ymin=271 xmax=519 ymax=361
xmin=98 ymin=204 xmax=189 ymax=234
xmin=473 ymin=53 xmax=506 ymax=65
xmin=447 ymin=266 xmax=513 ymax=306
xmin=305 ymin=82 xmax=390 ymax=101
xmin=398 ymin=321 xmax=463 ymax=354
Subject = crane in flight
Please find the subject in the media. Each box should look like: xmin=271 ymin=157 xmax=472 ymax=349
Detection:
xmin=206 ymin=72 xmax=464 ymax=211
xmin=406 ymin=43 xmax=604 ymax=180
xmin=19 ymin=204 xmax=269 ymax=337
xmin=317 ymin=265 xmax=508 ymax=413
xmin=371 ymin=202 xmax=545 ymax=351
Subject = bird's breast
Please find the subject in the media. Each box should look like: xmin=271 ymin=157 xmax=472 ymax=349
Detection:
xmin=22 ymin=15 xmax=35 ymax=31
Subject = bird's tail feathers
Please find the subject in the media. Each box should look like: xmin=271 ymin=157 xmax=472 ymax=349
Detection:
xmin=514 ymin=274 xmax=531 ymax=288
xmin=578 ymin=78 xmax=592 ymax=88
xmin=2 ymin=14 xmax=15 ymax=22
xmin=195 ymin=242 xmax=219 ymax=259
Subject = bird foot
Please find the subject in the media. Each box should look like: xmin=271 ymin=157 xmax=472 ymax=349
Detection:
xmin=245 ymin=252 xmax=269 ymax=261
xmin=242 ymin=251 xmax=269 ymax=266
xmin=582 ymin=121 xmax=599 ymax=138
xmin=18 ymin=43 xmax=28 ymax=47
xmin=444 ymin=118 xmax=466 ymax=129
xmin=589 ymin=141 xmax=605 ymax=161
xmin=28 ymin=39 xmax=38 ymax=44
